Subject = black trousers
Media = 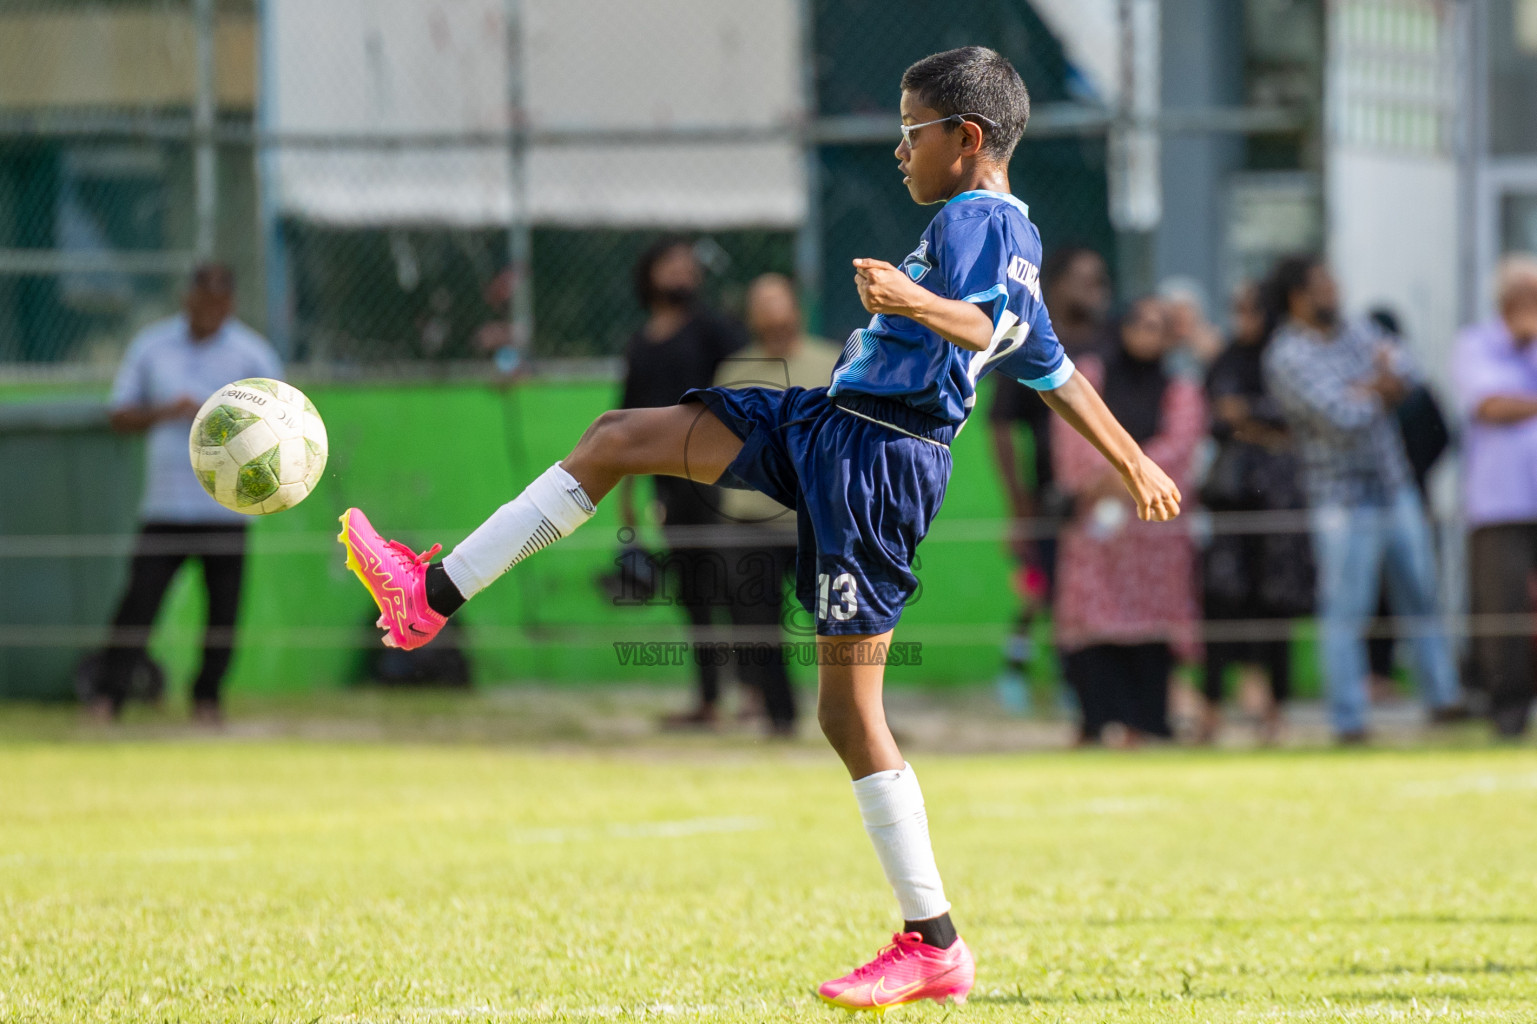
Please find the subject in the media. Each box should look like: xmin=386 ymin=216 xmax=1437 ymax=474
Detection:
xmin=656 ymin=476 xmax=730 ymax=709
xmin=1202 ymin=532 xmax=1292 ymax=705
xmin=1063 ymin=642 xmax=1174 ymax=742
xmin=723 ymin=542 xmax=798 ymax=728
xmin=99 ymin=522 xmax=247 ymax=710
xmin=1204 ymin=635 xmax=1291 ymax=705
xmin=1202 ymin=594 xmax=1291 ymax=706
xmin=1469 ymin=523 xmax=1537 ymax=736
xmin=662 ymin=542 xmax=725 ymax=707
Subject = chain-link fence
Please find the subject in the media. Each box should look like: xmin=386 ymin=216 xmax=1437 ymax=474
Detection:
xmin=9 ymin=0 xmax=1537 ymax=729
xmin=0 ymin=0 xmax=251 ymax=366
xmin=0 ymin=0 xmax=1130 ymax=371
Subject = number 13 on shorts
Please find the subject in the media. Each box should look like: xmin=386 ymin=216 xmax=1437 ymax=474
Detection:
xmin=818 ymin=572 xmax=859 ymax=622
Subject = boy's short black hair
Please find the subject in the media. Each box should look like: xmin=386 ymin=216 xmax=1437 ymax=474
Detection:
xmin=901 ymin=47 xmax=1031 ymax=163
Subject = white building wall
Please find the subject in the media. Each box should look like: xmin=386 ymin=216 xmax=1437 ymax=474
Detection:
xmin=1327 ymin=149 xmax=1459 ymax=378
xmin=1325 ymin=0 xmax=1460 ymax=382
xmin=264 ymin=0 xmax=804 ymax=228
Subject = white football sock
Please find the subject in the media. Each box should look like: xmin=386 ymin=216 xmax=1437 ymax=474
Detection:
xmin=441 ymin=463 xmax=596 ymax=599
xmin=851 ymin=762 xmax=951 ymax=922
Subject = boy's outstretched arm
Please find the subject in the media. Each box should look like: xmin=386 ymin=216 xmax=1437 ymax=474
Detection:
xmin=854 ymin=255 xmax=1180 ymax=521
xmin=1040 ymin=371 xmax=1182 ymax=522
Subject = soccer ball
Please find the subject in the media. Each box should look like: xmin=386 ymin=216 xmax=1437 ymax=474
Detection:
xmin=188 ymin=378 xmax=328 ymax=515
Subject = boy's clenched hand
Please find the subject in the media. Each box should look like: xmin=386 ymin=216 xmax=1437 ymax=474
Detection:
xmin=853 ymin=258 xmax=928 ymax=318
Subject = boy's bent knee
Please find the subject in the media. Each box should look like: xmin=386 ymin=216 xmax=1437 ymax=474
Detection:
xmin=581 ymin=409 xmax=644 ymax=468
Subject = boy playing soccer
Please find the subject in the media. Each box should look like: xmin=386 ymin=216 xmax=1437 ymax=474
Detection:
xmin=338 ymin=47 xmax=1180 ymax=1011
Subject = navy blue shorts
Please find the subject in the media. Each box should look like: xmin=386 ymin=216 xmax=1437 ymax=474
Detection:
xmin=683 ymin=386 xmax=954 ymax=636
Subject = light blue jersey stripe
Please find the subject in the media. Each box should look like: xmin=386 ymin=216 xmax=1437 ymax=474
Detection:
xmin=829 ymin=320 xmax=882 ymax=394
xmin=960 ymin=283 xmax=1009 ymax=325
xmin=1020 ymin=354 xmax=1075 ymax=391
xmin=947 ymin=189 xmax=1030 ymax=217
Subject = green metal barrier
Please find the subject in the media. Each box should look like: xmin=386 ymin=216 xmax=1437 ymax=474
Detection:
xmin=0 ymin=400 xmax=142 ymax=698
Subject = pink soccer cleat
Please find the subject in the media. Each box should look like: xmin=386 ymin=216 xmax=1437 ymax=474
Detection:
xmin=816 ymin=932 xmax=975 ymax=1013
xmin=337 ymin=508 xmax=447 ymax=651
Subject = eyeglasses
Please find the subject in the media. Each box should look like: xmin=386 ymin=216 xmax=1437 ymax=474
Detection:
xmin=899 ymin=113 xmax=1000 ymax=148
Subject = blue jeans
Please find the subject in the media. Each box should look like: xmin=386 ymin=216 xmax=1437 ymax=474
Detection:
xmin=1310 ymin=487 xmax=1460 ymax=734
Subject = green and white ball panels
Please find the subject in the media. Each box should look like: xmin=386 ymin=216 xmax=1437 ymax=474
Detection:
xmin=188 ymin=378 xmax=328 ymax=515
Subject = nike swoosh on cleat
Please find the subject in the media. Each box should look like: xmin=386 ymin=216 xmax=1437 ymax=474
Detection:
xmin=870 ymin=976 xmax=925 ymax=1007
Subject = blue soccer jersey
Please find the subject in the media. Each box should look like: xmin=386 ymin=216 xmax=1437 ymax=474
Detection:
xmin=827 ymin=189 xmax=1074 ymax=425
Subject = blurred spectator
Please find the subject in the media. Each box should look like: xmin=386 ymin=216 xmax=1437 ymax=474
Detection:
xmin=1363 ymin=306 xmax=1452 ymax=693
xmin=94 ymin=263 xmax=281 ymax=725
xmin=473 ymin=266 xmax=530 ymax=377
xmin=1053 ymin=297 xmax=1204 ymax=745
xmin=1262 ymin=256 xmax=1464 ymax=742
xmin=1037 ymin=246 xmax=1114 ymax=355
xmin=712 ymin=274 xmax=841 ymax=736
xmin=1454 ymin=254 xmax=1537 ymax=738
xmin=987 ymin=246 xmax=1110 ymax=710
xmin=1159 ymin=277 xmax=1224 ymax=381
xmin=618 ymin=237 xmax=745 ymax=729
xmin=1198 ymin=281 xmax=1312 ymax=744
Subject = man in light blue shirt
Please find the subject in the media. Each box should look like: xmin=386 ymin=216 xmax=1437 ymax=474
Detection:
xmin=94 ymin=263 xmax=281 ymax=723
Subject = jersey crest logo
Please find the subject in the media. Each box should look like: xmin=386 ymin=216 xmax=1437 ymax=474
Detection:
xmin=902 ymin=240 xmax=932 ymax=283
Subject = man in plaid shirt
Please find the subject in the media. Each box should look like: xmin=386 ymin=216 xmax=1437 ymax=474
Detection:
xmin=1263 ymin=256 xmax=1463 ymax=742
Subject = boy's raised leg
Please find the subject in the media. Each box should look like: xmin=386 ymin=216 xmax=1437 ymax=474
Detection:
xmin=814 ymin=632 xmax=975 ymax=1011
xmin=339 ymin=403 xmax=743 ymax=650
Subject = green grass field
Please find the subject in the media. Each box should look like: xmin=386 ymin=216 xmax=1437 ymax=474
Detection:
xmin=4 ymin=712 xmax=1537 ymax=1022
